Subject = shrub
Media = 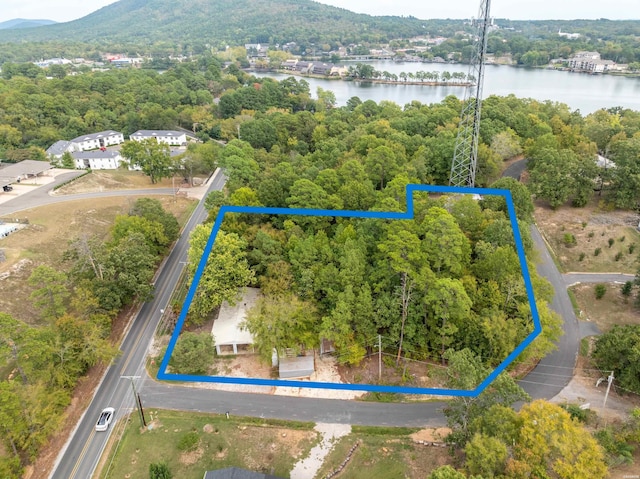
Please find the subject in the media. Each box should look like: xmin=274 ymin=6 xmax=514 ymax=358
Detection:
xmin=594 ymin=247 xmax=602 ymax=256
xmin=578 ymin=252 xmax=586 ymax=261
xmin=582 ymin=221 xmax=588 ymax=229
xmin=588 ymin=231 xmax=595 ymax=238
xmin=560 ymin=403 xmax=591 ymax=423
xmin=608 ymin=238 xmax=615 ymax=248
xmin=149 ymin=462 xmax=172 ymax=479
xmin=614 ymin=252 xmax=623 ymax=261
xmin=621 ymin=281 xmax=633 ymax=298
xmin=619 ymin=235 xmax=626 ymax=242
xmin=177 ymin=431 xmax=200 ymax=452
xmin=595 ymin=284 xmax=607 ymax=299
xmin=629 ymin=244 xmax=636 ymax=254
xmin=563 ymin=233 xmax=577 ymax=247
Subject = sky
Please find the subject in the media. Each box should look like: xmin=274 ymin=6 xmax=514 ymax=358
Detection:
xmin=0 ymin=0 xmax=638 ymax=24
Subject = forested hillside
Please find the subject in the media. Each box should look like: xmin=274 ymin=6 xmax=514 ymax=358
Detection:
xmin=0 ymin=0 xmax=426 ymax=48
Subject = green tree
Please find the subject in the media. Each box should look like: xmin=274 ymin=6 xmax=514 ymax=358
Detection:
xmin=593 ymin=324 xmax=640 ymax=394
xmin=129 ymin=197 xmax=179 ymax=243
xmin=241 ymin=293 xmax=318 ymax=362
xmin=426 ymin=466 xmax=468 ymax=479
xmin=99 ymin=231 xmax=156 ymax=309
xmin=465 ymin=432 xmax=508 ymax=477
xmin=443 ymin=348 xmax=530 ymax=446
xmin=421 ymin=207 xmax=471 ymax=277
xmin=378 ymin=222 xmax=425 ymax=363
xmin=60 ymin=151 xmax=75 ymax=169
xmin=28 ymin=265 xmax=69 ymax=322
xmin=425 ymin=278 xmax=472 ymax=363
xmin=528 ymin=148 xmax=576 ymax=208
xmin=490 ymin=128 xmax=522 ymax=160
xmin=187 ymin=227 xmax=254 ymax=323
xmin=111 ymin=215 xmax=169 ymax=256
xmin=121 ymin=138 xmax=174 ymax=184
xmin=149 ymin=462 xmax=173 ymax=479
xmin=169 ymin=332 xmax=216 ymax=375
xmin=483 ymin=177 xmax=534 ymax=222
xmin=365 ymin=145 xmax=401 ymax=190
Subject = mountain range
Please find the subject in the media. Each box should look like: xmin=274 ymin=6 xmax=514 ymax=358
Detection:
xmin=0 ymin=0 xmax=428 ymax=47
xmin=0 ymin=18 xmax=56 ymax=30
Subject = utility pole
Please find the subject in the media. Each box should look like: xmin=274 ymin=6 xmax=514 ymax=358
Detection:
xmin=602 ymin=370 xmax=614 ymax=411
xmin=378 ymin=334 xmax=382 ymax=382
xmin=121 ymin=376 xmax=146 ymax=427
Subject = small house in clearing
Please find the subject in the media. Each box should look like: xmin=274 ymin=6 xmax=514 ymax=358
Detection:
xmin=212 ymin=288 xmax=259 ymax=355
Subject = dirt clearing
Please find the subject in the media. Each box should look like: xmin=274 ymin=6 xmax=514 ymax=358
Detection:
xmin=534 ymin=200 xmax=640 ymax=273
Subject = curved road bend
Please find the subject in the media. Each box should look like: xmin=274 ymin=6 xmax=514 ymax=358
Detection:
xmin=518 ymin=226 xmax=581 ymax=398
xmin=0 ymin=170 xmax=175 ymax=217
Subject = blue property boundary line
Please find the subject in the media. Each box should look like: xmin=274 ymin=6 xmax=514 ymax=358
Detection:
xmin=158 ymin=184 xmax=541 ymax=397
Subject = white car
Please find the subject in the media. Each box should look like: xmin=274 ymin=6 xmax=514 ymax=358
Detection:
xmin=95 ymin=407 xmax=115 ymax=432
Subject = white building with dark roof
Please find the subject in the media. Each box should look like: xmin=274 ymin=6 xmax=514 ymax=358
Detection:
xmin=46 ymin=140 xmax=76 ymax=159
xmin=70 ymin=130 xmax=125 ymax=151
xmin=129 ymin=130 xmax=189 ymax=146
xmin=72 ymin=150 xmax=124 ymax=170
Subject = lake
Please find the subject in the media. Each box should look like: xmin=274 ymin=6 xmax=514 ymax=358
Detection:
xmin=253 ymin=60 xmax=640 ymax=114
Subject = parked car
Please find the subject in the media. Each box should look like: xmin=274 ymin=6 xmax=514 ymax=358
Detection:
xmin=2 ymin=185 xmax=12 ymax=192
xmin=95 ymin=407 xmax=115 ymax=431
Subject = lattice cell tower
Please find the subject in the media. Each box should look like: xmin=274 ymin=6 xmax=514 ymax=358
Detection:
xmin=449 ymin=0 xmax=492 ymax=188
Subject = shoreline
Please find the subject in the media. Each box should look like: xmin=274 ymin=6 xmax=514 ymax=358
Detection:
xmin=248 ymin=68 xmax=472 ymax=87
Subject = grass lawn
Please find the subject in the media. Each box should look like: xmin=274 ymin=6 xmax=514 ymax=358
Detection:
xmin=55 ymin=169 xmax=178 ymax=193
xmin=99 ymin=410 xmax=318 ymax=479
xmin=571 ymin=283 xmax=640 ymax=333
xmin=314 ymin=427 xmax=451 ymax=479
xmin=99 ymin=413 xmax=453 ymax=479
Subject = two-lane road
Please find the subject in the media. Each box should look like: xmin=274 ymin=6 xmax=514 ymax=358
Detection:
xmin=50 ymin=170 xmax=227 ymax=479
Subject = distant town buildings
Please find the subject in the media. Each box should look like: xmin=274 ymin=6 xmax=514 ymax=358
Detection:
xmin=129 ymin=130 xmax=193 ymax=146
xmin=568 ymin=51 xmax=616 ymax=73
xmin=558 ymin=29 xmax=582 ymax=40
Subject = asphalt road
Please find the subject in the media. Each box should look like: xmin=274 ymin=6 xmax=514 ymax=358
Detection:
xmin=563 ymin=272 xmax=636 ymax=286
xmin=518 ymin=226 xmax=580 ymax=398
xmin=0 ymin=171 xmax=174 ymax=217
xmin=36 ymin=168 xmax=633 ymax=477
xmin=50 ymin=170 xmax=226 ymax=479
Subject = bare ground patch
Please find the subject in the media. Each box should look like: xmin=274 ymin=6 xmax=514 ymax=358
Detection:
xmin=572 ymin=283 xmax=640 ymax=332
xmin=534 ymin=200 xmax=640 ymax=273
xmin=54 ymin=169 xmax=176 ymax=194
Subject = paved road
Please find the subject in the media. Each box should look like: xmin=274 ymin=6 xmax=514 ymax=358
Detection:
xmin=142 ymin=381 xmax=447 ymax=427
xmin=502 ymin=158 xmax=529 ymax=181
xmin=518 ymin=226 xmax=580 ymax=398
xmin=0 ymin=171 xmax=174 ymax=216
xmin=563 ymin=272 xmax=635 ymax=286
xmin=50 ymin=170 xmax=226 ymax=479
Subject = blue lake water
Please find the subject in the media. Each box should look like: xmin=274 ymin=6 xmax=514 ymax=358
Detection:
xmin=254 ymin=60 xmax=640 ymax=114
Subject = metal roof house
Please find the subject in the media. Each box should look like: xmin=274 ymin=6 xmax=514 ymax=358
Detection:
xmin=212 ymin=288 xmax=259 ymax=355
xmin=278 ymin=355 xmax=314 ymax=379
